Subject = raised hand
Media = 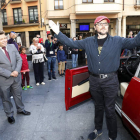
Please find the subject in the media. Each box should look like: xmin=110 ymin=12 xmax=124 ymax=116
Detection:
xmin=49 ymin=20 xmax=60 ymax=35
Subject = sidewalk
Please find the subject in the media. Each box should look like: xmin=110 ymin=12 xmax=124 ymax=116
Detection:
xmin=0 ymin=61 xmax=135 ymax=140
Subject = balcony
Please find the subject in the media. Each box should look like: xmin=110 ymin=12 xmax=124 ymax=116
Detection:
xmin=134 ymin=0 xmax=140 ymax=9
xmin=1 ymin=0 xmax=6 ymax=6
xmin=75 ymin=0 xmax=122 ymax=14
xmin=10 ymin=0 xmax=22 ymax=4
xmin=24 ymin=0 xmax=37 ymax=2
xmin=3 ymin=15 xmax=39 ymax=27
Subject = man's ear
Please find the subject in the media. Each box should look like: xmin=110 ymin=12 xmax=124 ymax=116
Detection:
xmin=94 ymin=26 xmax=96 ymax=31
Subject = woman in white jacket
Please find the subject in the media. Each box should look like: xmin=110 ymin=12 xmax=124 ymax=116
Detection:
xmin=29 ymin=37 xmax=45 ymax=86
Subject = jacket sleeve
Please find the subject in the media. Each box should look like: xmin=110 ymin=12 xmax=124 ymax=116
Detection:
xmin=29 ymin=45 xmax=37 ymax=54
xmin=13 ymin=46 xmax=22 ymax=73
xmin=8 ymin=38 xmax=14 ymax=44
xmin=40 ymin=44 xmax=45 ymax=53
xmin=57 ymin=51 xmax=60 ymax=63
xmin=45 ymin=40 xmax=49 ymax=49
xmin=0 ymin=67 xmax=11 ymax=78
xmin=55 ymin=32 xmax=86 ymax=49
xmin=122 ymin=32 xmax=140 ymax=49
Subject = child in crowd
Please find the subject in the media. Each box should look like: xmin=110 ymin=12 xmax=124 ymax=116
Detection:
xmin=20 ymin=46 xmax=33 ymax=90
xmin=57 ymin=44 xmax=66 ymax=76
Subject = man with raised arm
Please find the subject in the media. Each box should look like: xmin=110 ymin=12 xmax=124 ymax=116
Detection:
xmin=49 ymin=16 xmax=140 ymax=140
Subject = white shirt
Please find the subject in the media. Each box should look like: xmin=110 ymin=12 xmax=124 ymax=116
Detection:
xmin=0 ymin=46 xmax=8 ymax=54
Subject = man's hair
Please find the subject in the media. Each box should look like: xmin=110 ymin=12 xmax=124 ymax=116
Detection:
xmin=0 ymin=30 xmax=5 ymax=35
xmin=19 ymin=46 xmax=26 ymax=54
xmin=47 ymin=34 xmax=51 ymax=37
xmin=59 ymin=43 xmax=63 ymax=47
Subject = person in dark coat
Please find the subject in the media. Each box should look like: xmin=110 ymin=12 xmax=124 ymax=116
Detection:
xmin=8 ymin=31 xmax=18 ymax=50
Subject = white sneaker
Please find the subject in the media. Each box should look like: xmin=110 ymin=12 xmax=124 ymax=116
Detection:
xmin=36 ymin=83 xmax=40 ymax=86
xmin=41 ymin=82 xmax=45 ymax=85
xmin=10 ymin=96 xmax=13 ymax=99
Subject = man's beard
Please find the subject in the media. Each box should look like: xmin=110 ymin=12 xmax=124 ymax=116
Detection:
xmin=97 ymin=31 xmax=108 ymax=35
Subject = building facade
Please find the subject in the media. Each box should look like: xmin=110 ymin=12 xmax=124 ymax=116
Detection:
xmin=45 ymin=0 xmax=140 ymax=38
xmin=1 ymin=0 xmax=47 ymax=48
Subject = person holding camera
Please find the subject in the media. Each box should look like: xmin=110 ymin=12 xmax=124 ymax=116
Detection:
xmin=45 ymin=34 xmax=58 ymax=81
xmin=29 ymin=37 xmax=45 ymax=86
xmin=8 ymin=31 xmax=18 ymax=50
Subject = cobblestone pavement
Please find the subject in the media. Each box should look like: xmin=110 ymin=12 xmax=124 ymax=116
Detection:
xmin=0 ymin=61 xmax=136 ymax=140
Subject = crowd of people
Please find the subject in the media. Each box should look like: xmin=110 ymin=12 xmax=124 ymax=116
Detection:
xmin=0 ymin=29 xmax=87 ymax=125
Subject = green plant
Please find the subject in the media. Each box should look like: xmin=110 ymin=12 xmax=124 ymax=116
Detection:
xmin=14 ymin=20 xmax=17 ymax=24
xmin=22 ymin=19 xmax=25 ymax=23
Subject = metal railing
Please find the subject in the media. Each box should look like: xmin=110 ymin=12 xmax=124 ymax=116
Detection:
xmin=3 ymin=15 xmax=39 ymax=26
xmin=1 ymin=0 xmax=6 ymax=5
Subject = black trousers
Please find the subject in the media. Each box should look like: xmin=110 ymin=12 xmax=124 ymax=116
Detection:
xmin=33 ymin=62 xmax=44 ymax=83
xmin=89 ymin=74 xmax=119 ymax=139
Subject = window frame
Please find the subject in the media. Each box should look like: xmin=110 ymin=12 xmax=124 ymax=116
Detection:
xmin=54 ymin=0 xmax=64 ymax=10
xmin=2 ymin=9 xmax=7 ymax=25
xmin=82 ymin=0 xmax=93 ymax=3
xmin=28 ymin=6 xmax=38 ymax=23
xmin=13 ymin=8 xmax=22 ymax=25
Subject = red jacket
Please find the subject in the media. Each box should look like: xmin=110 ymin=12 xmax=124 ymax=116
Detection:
xmin=20 ymin=53 xmax=29 ymax=71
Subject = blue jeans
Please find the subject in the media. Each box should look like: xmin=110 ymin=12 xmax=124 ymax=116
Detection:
xmin=47 ymin=57 xmax=56 ymax=78
xmin=72 ymin=54 xmax=78 ymax=68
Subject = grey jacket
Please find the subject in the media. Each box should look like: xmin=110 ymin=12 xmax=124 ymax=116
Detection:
xmin=0 ymin=44 xmax=22 ymax=86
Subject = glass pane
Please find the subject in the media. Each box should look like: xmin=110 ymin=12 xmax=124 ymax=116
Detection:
xmin=55 ymin=1 xmax=58 ymax=6
xmin=109 ymin=0 xmax=114 ymax=2
xmin=104 ymin=0 xmax=108 ymax=2
xmin=55 ymin=1 xmax=58 ymax=9
xmin=137 ymin=0 xmax=140 ymax=4
xmin=83 ymin=0 xmax=87 ymax=2
xmin=14 ymin=9 xmax=17 ymax=14
xmin=59 ymin=1 xmax=63 ymax=6
xmin=88 ymin=0 xmax=92 ymax=2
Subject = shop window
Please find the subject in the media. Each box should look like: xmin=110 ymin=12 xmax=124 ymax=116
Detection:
xmin=104 ymin=0 xmax=114 ymax=2
xmin=13 ymin=8 xmax=22 ymax=24
xmin=2 ymin=9 xmax=7 ymax=25
xmin=54 ymin=0 xmax=63 ymax=10
xmin=82 ymin=0 xmax=93 ymax=3
xmin=28 ymin=6 xmax=38 ymax=23
xmin=137 ymin=0 xmax=140 ymax=5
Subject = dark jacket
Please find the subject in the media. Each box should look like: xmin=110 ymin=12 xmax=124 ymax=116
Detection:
xmin=8 ymin=38 xmax=18 ymax=50
xmin=55 ymin=32 xmax=140 ymax=74
xmin=45 ymin=40 xmax=58 ymax=57
xmin=70 ymin=48 xmax=78 ymax=54
xmin=57 ymin=49 xmax=66 ymax=63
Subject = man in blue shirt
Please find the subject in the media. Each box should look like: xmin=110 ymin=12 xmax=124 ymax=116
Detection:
xmin=49 ymin=16 xmax=140 ymax=140
xmin=45 ymin=34 xmax=58 ymax=80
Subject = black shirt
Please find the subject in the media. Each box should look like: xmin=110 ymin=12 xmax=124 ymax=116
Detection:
xmin=97 ymin=35 xmax=108 ymax=55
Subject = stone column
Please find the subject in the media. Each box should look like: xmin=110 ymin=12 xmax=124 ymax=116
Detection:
xmin=43 ymin=30 xmax=47 ymax=43
xmin=70 ymin=19 xmax=76 ymax=38
xmin=25 ymin=31 xmax=30 ymax=48
xmin=118 ymin=17 xmax=122 ymax=37
xmin=123 ymin=16 xmax=126 ymax=38
xmin=40 ymin=30 xmax=43 ymax=38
